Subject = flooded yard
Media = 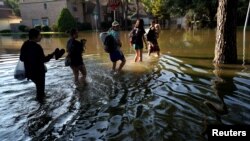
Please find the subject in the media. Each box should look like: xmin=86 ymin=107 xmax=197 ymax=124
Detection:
xmin=0 ymin=29 xmax=250 ymax=141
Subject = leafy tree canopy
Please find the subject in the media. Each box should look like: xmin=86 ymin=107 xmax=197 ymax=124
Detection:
xmin=4 ymin=0 xmax=20 ymax=16
xmin=57 ymin=8 xmax=77 ymax=32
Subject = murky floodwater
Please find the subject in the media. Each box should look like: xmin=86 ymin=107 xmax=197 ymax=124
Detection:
xmin=0 ymin=29 xmax=250 ymax=141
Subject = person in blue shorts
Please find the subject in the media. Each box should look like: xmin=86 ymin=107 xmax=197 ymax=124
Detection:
xmin=108 ymin=21 xmax=126 ymax=73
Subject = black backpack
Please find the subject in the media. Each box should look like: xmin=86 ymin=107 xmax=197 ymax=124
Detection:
xmin=146 ymin=27 xmax=155 ymax=41
xmin=129 ymin=28 xmax=137 ymax=44
xmin=104 ymin=34 xmax=116 ymax=53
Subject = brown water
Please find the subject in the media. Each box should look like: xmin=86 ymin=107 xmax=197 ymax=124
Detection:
xmin=0 ymin=30 xmax=250 ymax=141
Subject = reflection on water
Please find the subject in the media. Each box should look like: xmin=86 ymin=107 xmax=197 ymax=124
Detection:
xmin=0 ymin=30 xmax=250 ymax=140
xmin=205 ymin=65 xmax=235 ymax=123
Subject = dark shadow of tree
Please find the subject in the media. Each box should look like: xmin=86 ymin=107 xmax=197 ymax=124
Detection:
xmin=202 ymin=64 xmax=237 ymax=136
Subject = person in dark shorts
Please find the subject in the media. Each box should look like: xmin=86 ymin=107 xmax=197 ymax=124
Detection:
xmin=147 ymin=20 xmax=160 ymax=56
xmin=108 ymin=21 xmax=126 ymax=73
xmin=20 ymin=28 xmax=64 ymax=102
xmin=66 ymin=28 xmax=87 ymax=85
xmin=131 ymin=19 xmax=147 ymax=62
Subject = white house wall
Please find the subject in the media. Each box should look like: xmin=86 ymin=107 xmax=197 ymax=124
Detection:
xmin=0 ymin=19 xmax=21 ymax=30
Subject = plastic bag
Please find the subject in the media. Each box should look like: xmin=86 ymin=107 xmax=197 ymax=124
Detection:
xmin=14 ymin=60 xmax=26 ymax=80
xmin=44 ymin=64 xmax=47 ymax=72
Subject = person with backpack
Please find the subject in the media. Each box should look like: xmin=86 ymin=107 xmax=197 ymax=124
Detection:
xmin=66 ymin=28 xmax=87 ymax=86
xmin=146 ymin=20 xmax=160 ymax=57
xmin=129 ymin=19 xmax=147 ymax=62
xmin=107 ymin=21 xmax=126 ymax=74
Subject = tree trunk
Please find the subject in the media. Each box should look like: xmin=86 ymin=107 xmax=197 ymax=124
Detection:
xmin=136 ymin=0 xmax=139 ymax=19
xmin=96 ymin=0 xmax=101 ymax=30
xmin=213 ymin=0 xmax=238 ymax=64
xmin=124 ymin=0 xmax=128 ymax=30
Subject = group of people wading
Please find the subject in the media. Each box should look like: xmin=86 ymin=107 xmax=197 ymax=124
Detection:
xmin=129 ymin=19 xmax=161 ymax=62
xmin=18 ymin=19 xmax=161 ymax=103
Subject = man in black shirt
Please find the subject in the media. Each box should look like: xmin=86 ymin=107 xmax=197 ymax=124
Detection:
xmin=20 ymin=28 xmax=63 ymax=102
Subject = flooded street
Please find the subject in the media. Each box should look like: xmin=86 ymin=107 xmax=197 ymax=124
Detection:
xmin=0 ymin=30 xmax=250 ymax=141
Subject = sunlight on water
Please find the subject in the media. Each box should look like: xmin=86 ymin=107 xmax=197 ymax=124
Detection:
xmin=0 ymin=30 xmax=250 ymax=140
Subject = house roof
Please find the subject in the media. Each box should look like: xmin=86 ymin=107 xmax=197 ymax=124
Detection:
xmin=0 ymin=10 xmax=20 ymax=19
xmin=0 ymin=0 xmax=20 ymax=19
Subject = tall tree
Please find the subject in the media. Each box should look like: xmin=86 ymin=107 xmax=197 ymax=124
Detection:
xmin=141 ymin=0 xmax=169 ymax=19
xmin=136 ymin=0 xmax=139 ymax=19
xmin=57 ymin=8 xmax=76 ymax=32
xmin=4 ymin=0 xmax=20 ymax=16
xmin=213 ymin=0 xmax=238 ymax=64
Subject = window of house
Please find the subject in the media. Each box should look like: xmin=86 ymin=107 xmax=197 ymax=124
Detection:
xmin=32 ymin=19 xmax=41 ymax=27
xmin=44 ymin=3 xmax=47 ymax=9
xmin=42 ymin=18 xmax=49 ymax=26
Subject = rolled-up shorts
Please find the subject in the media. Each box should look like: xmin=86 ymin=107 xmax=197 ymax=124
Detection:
xmin=109 ymin=49 xmax=126 ymax=62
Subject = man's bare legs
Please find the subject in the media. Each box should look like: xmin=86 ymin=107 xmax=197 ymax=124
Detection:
xmin=112 ymin=60 xmax=126 ymax=73
xmin=117 ymin=60 xmax=126 ymax=72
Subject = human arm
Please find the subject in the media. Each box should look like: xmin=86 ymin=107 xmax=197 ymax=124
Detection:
xmin=43 ymin=52 xmax=54 ymax=62
xmin=142 ymin=33 xmax=147 ymax=49
xmin=20 ymin=43 xmax=25 ymax=62
xmin=39 ymin=45 xmax=54 ymax=63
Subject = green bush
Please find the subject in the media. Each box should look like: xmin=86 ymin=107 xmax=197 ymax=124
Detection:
xmin=42 ymin=25 xmax=51 ymax=32
xmin=0 ymin=29 xmax=11 ymax=33
xmin=57 ymin=8 xmax=77 ymax=32
xmin=34 ymin=25 xmax=42 ymax=31
xmin=18 ymin=25 xmax=29 ymax=32
xmin=52 ymin=24 xmax=58 ymax=32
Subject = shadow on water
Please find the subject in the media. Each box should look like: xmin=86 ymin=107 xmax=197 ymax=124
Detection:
xmin=205 ymin=65 xmax=236 ymax=122
xmin=202 ymin=64 xmax=237 ymax=138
